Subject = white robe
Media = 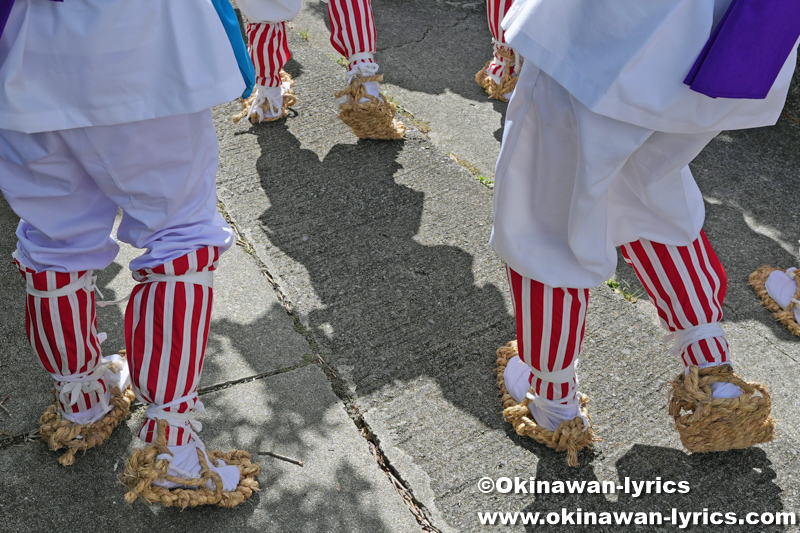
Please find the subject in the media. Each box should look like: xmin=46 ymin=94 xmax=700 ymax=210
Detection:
xmin=502 ymin=0 xmax=798 ymax=133
xmin=0 ymin=0 xmax=244 ymax=133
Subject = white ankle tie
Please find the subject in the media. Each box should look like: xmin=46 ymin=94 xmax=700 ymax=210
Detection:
xmin=662 ymin=322 xmax=726 ymax=359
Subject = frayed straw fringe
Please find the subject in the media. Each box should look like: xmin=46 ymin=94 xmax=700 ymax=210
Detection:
xmin=335 ymin=74 xmax=405 ymax=140
xmin=122 ymin=419 xmax=260 ymax=509
xmin=496 ymin=340 xmax=595 ymax=467
xmin=669 ymin=365 xmax=774 ymax=453
xmin=749 ymin=265 xmax=800 ymax=337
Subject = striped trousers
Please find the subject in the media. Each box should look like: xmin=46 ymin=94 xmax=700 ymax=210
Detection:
xmin=485 ymin=0 xmax=517 ymax=79
xmin=127 ymin=247 xmax=219 ymax=445
xmin=508 ymin=231 xmax=728 ymax=402
xmin=247 ymin=0 xmax=377 ymax=88
xmin=16 ymin=262 xmax=107 ymax=417
xmin=1 ymin=111 xmax=232 ymax=437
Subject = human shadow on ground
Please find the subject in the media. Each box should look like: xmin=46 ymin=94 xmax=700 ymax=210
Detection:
xmin=250 ymin=122 xmax=512 ymax=420
xmin=0 ymin=195 xmax=397 ymax=531
xmin=519 ymin=445 xmax=786 ymax=532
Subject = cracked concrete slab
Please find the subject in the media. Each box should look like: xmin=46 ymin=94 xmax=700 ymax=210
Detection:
xmin=212 ymin=7 xmax=800 ymax=531
xmin=0 ymin=205 xmax=309 ymax=437
xmin=0 ymin=366 xmax=418 ymax=532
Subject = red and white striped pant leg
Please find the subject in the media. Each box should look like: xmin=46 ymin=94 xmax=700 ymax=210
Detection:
xmin=15 ymin=260 xmax=105 ymax=417
xmin=247 ymin=21 xmax=291 ymax=88
xmin=326 ymin=0 xmax=377 ymax=71
xmin=506 ymin=265 xmax=589 ymax=402
xmin=486 ymin=0 xmax=516 ymax=78
xmin=620 ymin=231 xmax=729 ymax=367
xmin=125 ymin=246 xmax=220 ymax=446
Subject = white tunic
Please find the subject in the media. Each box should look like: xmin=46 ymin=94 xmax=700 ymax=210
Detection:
xmin=502 ymin=0 xmax=798 ymax=133
xmin=0 ymin=0 xmax=244 ymax=133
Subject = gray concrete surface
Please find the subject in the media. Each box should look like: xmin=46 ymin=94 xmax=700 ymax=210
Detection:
xmin=2 ymin=1 xmax=800 ymax=532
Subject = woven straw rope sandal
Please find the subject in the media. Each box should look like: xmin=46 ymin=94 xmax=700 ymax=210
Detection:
xmin=122 ymin=419 xmax=260 ymax=509
xmin=749 ymin=265 xmax=800 ymax=337
xmin=233 ymin=70 xmax=297 ymax=124
xmin=39 ymin=351 xmax=135 ymax=466
xmin=496 ymin=340 xmax=595 ymax=467
xmin=335 ymin=74 xmax=405 ymax=140
xmin=475 ymin=48 xmax=519 ymax=102
xmin=668 ymin=364 xmax=774 ymax=453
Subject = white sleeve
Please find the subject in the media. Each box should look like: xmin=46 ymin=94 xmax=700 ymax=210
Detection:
xmin=236 ymin=0 xmax=302 ymax=23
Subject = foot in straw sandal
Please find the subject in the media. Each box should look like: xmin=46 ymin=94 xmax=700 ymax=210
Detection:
xmin=233 ymin=70 xmax=297 ymax=124
xmin=39 ymin=351 xmax=135 ymax=466
xmin=669 ymin=364 xmax=774 ymax=453
xmin=122 ymin=406 xmax=259 ymax=508
xmin=496 ymin=341 xmax=595 ymax=467
xmin=475 ymin=45 xmax=519 ymax=102
xmin=335 ymin=57 xmax=405 ymax=140
xmin=750 ymin=265 xmax=800 ymax=337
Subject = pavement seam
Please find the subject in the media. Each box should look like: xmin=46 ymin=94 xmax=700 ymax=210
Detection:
xmin=375 ymin=11 xmax=472 ymax=54
xmin=217 ymin=198 xmax=444 ymax=532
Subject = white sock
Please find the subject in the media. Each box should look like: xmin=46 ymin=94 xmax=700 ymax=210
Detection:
xmin=765 ymin=268 xmax=800 ymax=324
xmin=688 ymin=362 xmax=743 ymax=399
xmin=153 ymin=440 xmax=240 ymax=492
xmin=503 ymin=356 xmax=584 ymax=431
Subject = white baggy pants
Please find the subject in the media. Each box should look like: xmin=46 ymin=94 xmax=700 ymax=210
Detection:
xmin=0 ymin=110 xmax=233 ymax=273
xmin=490 ymin=64 xmax=720 ymax=288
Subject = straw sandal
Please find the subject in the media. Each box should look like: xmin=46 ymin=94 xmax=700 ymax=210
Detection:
xmin=669 ymin=365 xmax=774 ymax=453
xmin=335 ymin=74 xmax=405 ymax=140
xmin=475 ymin=48 xmax=519 ymax=102
xmin=496 ymin=340 xmax=595 ymax=467
xmin=233 ymin=70 xmax=297 ymax=124
xmin=122 ymin=419 xmax=260 ymax=509
xmin=39 ymin=354 xmax=135 ymax=466
xmin=749 ymin=265 xmax=800 ymax=337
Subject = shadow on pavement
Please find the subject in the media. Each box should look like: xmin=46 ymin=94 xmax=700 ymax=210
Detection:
xmin=520 ymin=445 xmax=785 ymax=532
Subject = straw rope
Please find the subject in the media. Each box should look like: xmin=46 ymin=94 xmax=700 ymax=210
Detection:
xmin=334 ymin=74 xmax=405 ymax=140
xmin=39 ymin=384 xmax=135 ymax=467
xmin=668 ymin=365 xmax=774 ymax=453
xmin=475 ymin=58 xmax=519 ymax=102
xmin=749 ymin=265 xmax=800 ymax=337
xmin=121 ymin=419 xmax=260 ymax=509
xmin=496 ymin=340 xmax=595 ymax=467
xmin=233 ymin=70 xmax=297 ymax=124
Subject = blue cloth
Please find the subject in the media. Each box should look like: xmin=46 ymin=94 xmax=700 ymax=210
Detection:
xmin=685 ymin=0 xmax=800 ymax=99
xmin=211 ymin=0 xmax=255 ymax=99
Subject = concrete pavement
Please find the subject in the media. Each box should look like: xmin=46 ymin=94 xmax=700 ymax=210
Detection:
xmin=2 ymin=1 xmax=800 ymax=531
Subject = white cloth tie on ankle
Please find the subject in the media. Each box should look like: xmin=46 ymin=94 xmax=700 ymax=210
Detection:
xmin=347 ymin=53 xmax=379 ymax=82
xmin=146 ymin=393 xmax=205 ymax=437
xmin=250 ymin=83 xmax=285 ymax=121
xmin=662 ymin=322 xmax=726 ymax=359
xmin=525 ymin=391 xmax=589 ymax=431
xmin=141 ymin=271 xmax=214 ymax=289
xmin=529 ymin=361 xmax=578 ymax=384
xmin=147 ymin=393 xmax=209 ymax=467
xmin=57 ymin=359 xmax=113 ymax=413
xmin=23 ymin=270 xmax=99 ymax=299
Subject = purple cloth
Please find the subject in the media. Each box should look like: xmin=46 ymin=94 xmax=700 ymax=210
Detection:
xmin=0 ymin=0 xmax=13 ymax=42
xmin=685 ymin=0 xmax=800 ymax=99
xmin=0 ymin=0 xmax=62 ymax=43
